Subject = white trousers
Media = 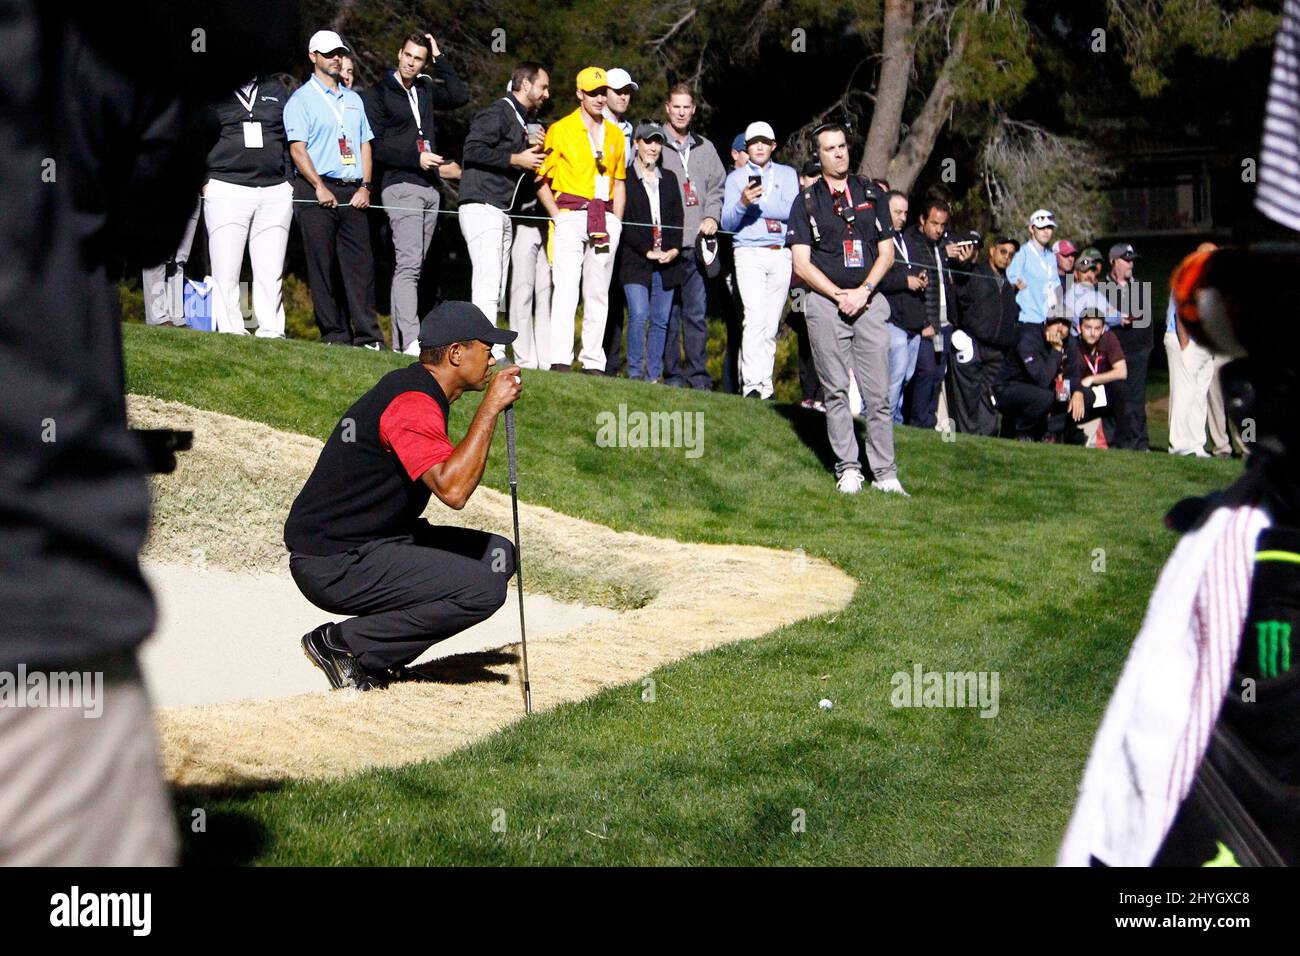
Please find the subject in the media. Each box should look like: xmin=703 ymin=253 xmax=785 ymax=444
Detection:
xmin=735 ymin=246 xmax=793 ymax=398
xmin=510 ymin=224 xmax=552 ymax=369
xmin=203 ymin=179 xmax=293 ymax=336
xmin=459 ymin=202 xmax=513 ymax=356
xmin=547 ymin=210 xmax=621 ymax=370
xmin=1164 ymin=330 xmax=1217 ymax=455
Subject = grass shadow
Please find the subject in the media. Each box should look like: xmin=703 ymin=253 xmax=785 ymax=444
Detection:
xmin=172 ymin=781 xmax=282 ymax=866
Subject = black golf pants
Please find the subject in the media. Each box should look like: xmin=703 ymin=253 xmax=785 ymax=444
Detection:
xmin=290 ymin=522 xmax=517 ymax=671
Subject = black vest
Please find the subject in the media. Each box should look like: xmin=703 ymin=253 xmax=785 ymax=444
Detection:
xmin=284 ymin=364 xmax=451 ymax=556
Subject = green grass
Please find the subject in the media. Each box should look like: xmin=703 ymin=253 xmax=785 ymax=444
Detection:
xmin=123 ymin=323 xmax=1239 ymax=866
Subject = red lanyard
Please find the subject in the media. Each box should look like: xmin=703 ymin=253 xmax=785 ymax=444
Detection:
xmin=1083 ymin=350 xmax=1101 ymax=376
xmin=830 ymin=181 xmax=855 ymax=235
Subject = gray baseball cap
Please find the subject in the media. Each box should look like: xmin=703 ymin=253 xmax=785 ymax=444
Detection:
xmin=634 ymin=121 xmax=666 ymax=142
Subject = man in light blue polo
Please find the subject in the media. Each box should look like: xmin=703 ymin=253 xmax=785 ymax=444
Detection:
xmin=1005 ymin=208 xmax=1061 ymax=325
xmin=722 ymin=121 xmax=800 ymax=398
xmin=284 ymin=28 xmax=383 ymax=348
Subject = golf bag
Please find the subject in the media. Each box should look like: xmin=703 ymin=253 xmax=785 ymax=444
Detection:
xmin=1152 ymin=519 xmax=1300 ymax=866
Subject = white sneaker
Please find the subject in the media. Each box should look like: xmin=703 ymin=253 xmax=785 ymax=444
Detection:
xmin=836 ymin=469 xmax=865 ymax=494
xmin=402 ymin=341 xmax=421 ymax=357
xmin=871 ymin=477 xmax=910 ymax=497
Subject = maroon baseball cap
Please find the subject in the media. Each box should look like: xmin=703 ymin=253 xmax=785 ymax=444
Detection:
xmin=1052 ymin=239 xmax=1078 ymax=256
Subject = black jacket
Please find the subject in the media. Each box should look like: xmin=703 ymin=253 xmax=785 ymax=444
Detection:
xmin=906 ymin=226 xmax=958 ymax=332
xmin=878 ymin=229 xmax=927 ymax=332
xmin=205 ymin=77 xmax=291 ymax=187
xmin=955 ymin=261 xmax=1020 ymax=350
xmin=619 ymin=167 xmax=685 ymax=289
xmin=363 ymin=61 xmax=469 ymax=190
xmin=459 ymin=94 xmax=533 ymax=211
xmin=996 ymin=323 xmax=1084 ymax=394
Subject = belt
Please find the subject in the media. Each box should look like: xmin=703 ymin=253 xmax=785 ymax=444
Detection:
xmin=321 ymin=176 xmax=362 ymax=186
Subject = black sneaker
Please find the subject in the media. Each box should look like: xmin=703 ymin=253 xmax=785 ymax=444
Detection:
xmin=301 ymin=623 xmax=379 ymax=691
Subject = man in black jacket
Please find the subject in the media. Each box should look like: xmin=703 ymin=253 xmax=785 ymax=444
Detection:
xmin=906 ymin=198 xmax=958 ymax=429
xmin=951 ymin=236 xmax=1020 ymax=436
xmin=877 ymin=190 xmax=928 ymax=424
xmin=994 ymin=314 xmax=1086 ymax=442
xmin=459 ymin=62 xmax=551 ymax=361
xmin=364 ymin=32 xmax=470 ymax=355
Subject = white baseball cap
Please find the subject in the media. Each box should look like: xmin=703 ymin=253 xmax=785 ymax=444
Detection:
xmin=744 ymin=121 xmax=777 ymax=144
xmin=605 ymin=68 xmax=638 ymax=91
xmin=308 ymin=30 xmax=350 ymax=54
xmin=1028 ymin=208 xmax=1057 ymax=228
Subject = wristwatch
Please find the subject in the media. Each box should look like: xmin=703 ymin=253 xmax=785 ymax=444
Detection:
xmin=863 ymin=282 xmax=875 ymax=293
xmin=359 ymin=181 xmax=371 ymax=190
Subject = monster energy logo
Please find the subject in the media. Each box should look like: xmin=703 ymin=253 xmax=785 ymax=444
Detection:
xmin=1255 ymin=620 xmax=1292 ymax=678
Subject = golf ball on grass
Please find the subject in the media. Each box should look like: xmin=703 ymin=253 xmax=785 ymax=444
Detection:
xmin=818 ymin=698 xmax=833 ymax=710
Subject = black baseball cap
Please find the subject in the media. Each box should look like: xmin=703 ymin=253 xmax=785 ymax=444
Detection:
xmin=419 ymin=301 xmax=517 ymax=349
xmin=992 ymin=235 xmax=1020 ymax=250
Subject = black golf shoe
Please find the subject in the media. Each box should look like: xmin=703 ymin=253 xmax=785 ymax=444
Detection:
xmin=301 ymin=623 xmax=380 ymax=691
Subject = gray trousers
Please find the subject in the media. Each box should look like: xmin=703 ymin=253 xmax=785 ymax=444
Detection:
xmin=382 ymin=181 xmax=440 ymax=353
xmin=805 ymin=289 xmax=897 ymax=480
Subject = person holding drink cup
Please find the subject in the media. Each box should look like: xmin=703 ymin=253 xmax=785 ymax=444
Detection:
xmin=459 ymin=62 xmax=552 ymax=357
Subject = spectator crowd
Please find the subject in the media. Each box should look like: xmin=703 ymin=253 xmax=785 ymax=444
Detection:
xmin=144 ymin=25 xmax=1240 ymax=496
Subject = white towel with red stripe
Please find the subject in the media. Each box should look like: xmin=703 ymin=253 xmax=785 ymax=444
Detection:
xmin=1058 ymin=503 xmax=1270 ymax=867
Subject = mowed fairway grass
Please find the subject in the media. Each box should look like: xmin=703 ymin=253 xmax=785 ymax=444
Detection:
xmin=123 ymin=323 xmax=1237 ymax=866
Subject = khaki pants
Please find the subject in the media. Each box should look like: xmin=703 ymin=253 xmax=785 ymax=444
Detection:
xmin=547 ymin=210 xmax=621 ymax=370
xmin=0 ymin=652 xmax=177 ymax=866
xmin=1165 ymin=330 xmax=1215 ymax=455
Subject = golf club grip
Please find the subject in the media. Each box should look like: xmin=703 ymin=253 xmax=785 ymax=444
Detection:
xmin=505 ymin=405 xmax=518 ymax=484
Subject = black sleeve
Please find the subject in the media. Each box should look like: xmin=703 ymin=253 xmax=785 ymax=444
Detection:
xmin=787 ymin=194 xmax=812 ymax=247
xmin=661 ymin=171 xmax=684 ymax=253
xmin=365 ymin=88 xmax=420 ymax=172
xmin=426 ymin=57 xmax=470 ymax=109
xmin=462 ymin=103 xmax=514 ymax=171
xmin=877 ymin=257 xmax=911 ymax=294
xmin=1018 ymin=333 xmax=1056 ymax=389
xmin=622 ymin=184 xmax=651 ymax=255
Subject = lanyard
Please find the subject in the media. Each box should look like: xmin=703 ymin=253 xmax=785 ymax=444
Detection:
xmin=672 ymin=134 xmax=691 ymax=183
xmin=830 ymin=179 xmax=855 ymax=235
xmin=235 ymin=82 xmax=258 ymax=117
xmin=1083 ymin=350 xmax=1101 ymax=375
xmin=502 ymin=97 xmax=527 ymax=132
xmin=310 ymin=77 xmax=346 ymax=133
xmin=586 ymin=120 xmax=607 ymax=171
xmin=893 ymin=232 xmax=908 ymax=260
xmin=398 ymin=72 xmax=422 ymax=134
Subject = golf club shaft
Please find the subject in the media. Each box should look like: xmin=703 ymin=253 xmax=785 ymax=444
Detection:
xmin=505 ymin=405 xmax=532 ymax=715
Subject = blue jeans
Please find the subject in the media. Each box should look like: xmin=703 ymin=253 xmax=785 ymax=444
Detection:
xmin=662 ymin=251 xmax=712 ymax=389
xmin=887 ymin=323 xmax=921 ymax=425
xmin=907 ymin=326 xmax=951 ymax=428
xmin=624 ymin=274 xmax=674 ymax=381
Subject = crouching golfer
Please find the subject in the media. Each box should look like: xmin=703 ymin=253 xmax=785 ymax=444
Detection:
xmin=285 ymin=301 xmax=523 ymax=690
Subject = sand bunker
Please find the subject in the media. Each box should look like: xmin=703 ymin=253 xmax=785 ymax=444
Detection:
xmin=128 ymin=395 xmax=856 ymax=788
